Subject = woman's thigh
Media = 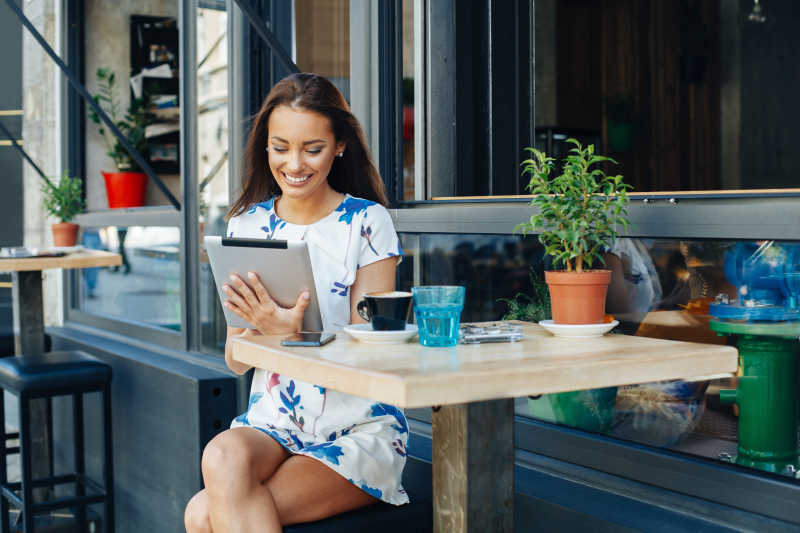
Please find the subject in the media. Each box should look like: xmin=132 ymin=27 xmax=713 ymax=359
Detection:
xmin=266 ymin=455 xmax=379 ymax=526
xmin=202 ymin=427 xmax=290 ymax=488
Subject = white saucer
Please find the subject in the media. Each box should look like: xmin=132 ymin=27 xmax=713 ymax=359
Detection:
xmin=342 ymin=323 xmax=418 ymax=344
xmin=538 ymin=319 xmax=619 ymax=338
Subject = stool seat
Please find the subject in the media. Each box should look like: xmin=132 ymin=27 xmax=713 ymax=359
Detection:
xmin=0 ymin=351 xmax=111 ymax=394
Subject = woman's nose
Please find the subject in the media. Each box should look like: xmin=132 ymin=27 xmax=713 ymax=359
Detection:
xmin=287 ymin=151 xmax=303 ymax=172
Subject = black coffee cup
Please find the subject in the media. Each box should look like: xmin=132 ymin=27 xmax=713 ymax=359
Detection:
xmin=357 ymin=291 xmax=412 ymax=330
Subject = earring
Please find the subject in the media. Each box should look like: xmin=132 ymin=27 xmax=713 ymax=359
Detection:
xmin=337 ymin=152 xmax=344 ymax=158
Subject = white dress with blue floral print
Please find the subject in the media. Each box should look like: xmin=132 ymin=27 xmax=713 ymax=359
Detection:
xmin=227 ymin=194 xmax=409 ymax=505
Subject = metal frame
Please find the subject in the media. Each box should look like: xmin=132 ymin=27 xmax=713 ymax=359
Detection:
xmin=0 ymin=119 xmax=53 ymax=188
xmin=377 ymin=0 xmax=402 ymax=206
xmin=425 ymin=0 xmax=457 ymax=199
xmin=392 ymin=196 xmax=800 ymax=241
xmin=180 ymin=0 xmax=200 ymax=352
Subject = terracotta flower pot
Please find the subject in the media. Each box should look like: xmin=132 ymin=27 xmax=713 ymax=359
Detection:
xmin=545 ymin=270 xmax=612 ymax=325
xmin=51 ymin=222 xmax=80 ymax=247
xmin=102 ymin=171 xmax=147 ymax=208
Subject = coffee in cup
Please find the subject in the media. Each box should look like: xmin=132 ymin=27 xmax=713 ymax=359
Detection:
xmin=356 ymin=291 xmax=412 ymax=331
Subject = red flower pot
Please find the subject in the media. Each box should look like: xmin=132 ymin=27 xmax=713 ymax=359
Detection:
xmin=102 ymin=171 xmax=147 ymax=208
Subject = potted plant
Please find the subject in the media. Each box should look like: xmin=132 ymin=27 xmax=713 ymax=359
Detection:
xmin=515 ymin=139 xmax=632 ymax=324
xmin=42 ymin=172 xmax=85 ymax=247
xmin=89 ymin=67 xmax=155 ymax=208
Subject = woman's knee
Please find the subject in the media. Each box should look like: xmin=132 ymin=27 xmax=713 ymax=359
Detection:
xmin=201 ymin=430 xmax=257 ymax=485
xmin=184 ymin=490 xmax=212 ymax=533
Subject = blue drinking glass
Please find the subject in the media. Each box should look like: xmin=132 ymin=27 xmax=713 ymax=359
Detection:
xmin=412 ymin=286 xmax=466 ymax=347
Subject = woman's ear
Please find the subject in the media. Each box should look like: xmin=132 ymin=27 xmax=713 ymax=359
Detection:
xmin=336 ymin=141 xmax=347 ymax=157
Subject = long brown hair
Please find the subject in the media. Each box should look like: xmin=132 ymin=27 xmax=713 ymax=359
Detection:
xmin=227 ymin=73 xmax=388 ymax=219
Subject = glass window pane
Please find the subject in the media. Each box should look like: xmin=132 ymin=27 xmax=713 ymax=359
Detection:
xmin=399 ymin=232 xmax=800 ymax=481
xmin=78 ymin=226 xmax=181 ymax=330
xmin=294 ymin=0 xmax=350 ymax=101
xmin=84 ymin=4 xmax=181 ymax=209
xmin=535 ymin=0 xmax=800 ymax=194
xmin=198 ymin=2 xmax=229 ymax=354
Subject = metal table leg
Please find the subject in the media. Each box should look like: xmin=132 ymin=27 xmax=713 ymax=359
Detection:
xmin=11 ymin=270 xmax=52 ymax=502
xmin=431 ymin=398 xmax=515 ymax=533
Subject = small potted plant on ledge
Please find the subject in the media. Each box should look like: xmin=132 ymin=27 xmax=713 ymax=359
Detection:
xmin=89 ymin=67 xmax=155 ymax=208
xmin=516 ymin=139 xmax=632 ymax=324
xmin=42 ymin=172 xmax=85 ymax=247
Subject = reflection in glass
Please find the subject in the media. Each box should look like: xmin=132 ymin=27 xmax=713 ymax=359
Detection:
xmin=84 ymin=3 xmax=181 ymax=209
xmin=534 ymin=0 xmax=800 ymax=193
xmin=79 ymin=226 xmax=181 ymax=330
xmin=294 ymin=0 xmax=350 ymax=100
xmin=400 ymin=232 xmax=800 ymax=479
xmin=198 ymin=3 xmax=230 ymax=354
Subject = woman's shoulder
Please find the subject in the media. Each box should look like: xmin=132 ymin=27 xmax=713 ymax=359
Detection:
xmin=226 ymin=197 xmax=277 ymax=235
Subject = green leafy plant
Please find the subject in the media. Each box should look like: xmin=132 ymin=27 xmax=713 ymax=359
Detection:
xmin=499 ymin=268 xmax=551 ymax=322
xmin=515 ymin=139 xmax=632 ymax=272
xmin=88 ymin=68 xmax=155 ymax=171
xmin=41 ymin=172 xmax=85 ymax=223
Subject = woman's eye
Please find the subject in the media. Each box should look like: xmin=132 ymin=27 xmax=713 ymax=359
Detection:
xmin=271 ymin=146 xmax=287 ymax=153
xmin=307 ymin=149 xmax=322 ymax=155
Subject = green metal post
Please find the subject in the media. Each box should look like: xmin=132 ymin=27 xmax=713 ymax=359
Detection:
xmin=717 ymin=333 xmax=799 ymax=473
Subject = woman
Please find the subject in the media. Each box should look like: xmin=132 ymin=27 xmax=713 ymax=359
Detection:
xmin=184 ymin=73 xmax=407 ymax=533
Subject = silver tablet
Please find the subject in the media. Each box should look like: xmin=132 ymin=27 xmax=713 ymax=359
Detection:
xmin=204 ymin=236 xmax=323 ymax=331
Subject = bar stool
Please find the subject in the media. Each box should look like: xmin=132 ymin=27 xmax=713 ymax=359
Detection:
xmin=0 ymin=351 xmax=113 ymax=533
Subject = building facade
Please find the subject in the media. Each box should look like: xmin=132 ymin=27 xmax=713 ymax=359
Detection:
xmin=5 ymin=0 xmax=800 ymax=531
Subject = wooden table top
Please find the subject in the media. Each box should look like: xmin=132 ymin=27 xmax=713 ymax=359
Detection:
xmin=0 ymin=249 xmax=122 ymax=272
xmin=232 ymin=321 xmax=738 ymax=408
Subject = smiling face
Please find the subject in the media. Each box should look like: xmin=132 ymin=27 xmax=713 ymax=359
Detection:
xmin=266 ymin=105 xmax=346 ymax=205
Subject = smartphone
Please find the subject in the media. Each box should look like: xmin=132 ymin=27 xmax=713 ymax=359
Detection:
xmin=280 ymin=332 xmax=336 ymax=347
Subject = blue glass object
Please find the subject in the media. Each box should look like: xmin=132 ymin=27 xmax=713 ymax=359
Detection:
xmin=412 ymin=286 xmax=465 ymax=347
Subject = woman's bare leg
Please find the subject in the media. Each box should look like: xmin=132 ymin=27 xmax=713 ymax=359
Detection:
xmin=184 ymin=489 xmax=212 ymax=533
xmin=267 ymin=455 xmax=379 ymax=526
xmin=201 ymin=427 xmax=290 ymax=533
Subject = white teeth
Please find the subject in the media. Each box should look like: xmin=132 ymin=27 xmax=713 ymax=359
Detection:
xmin=283 ymin=172 xmax=311 ymax=184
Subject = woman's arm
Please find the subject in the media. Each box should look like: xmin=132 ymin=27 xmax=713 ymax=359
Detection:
xmin=224 ymin=327 xmax=256 ymax=375
xmin=349 ymin=257 xmax=400 ymax=324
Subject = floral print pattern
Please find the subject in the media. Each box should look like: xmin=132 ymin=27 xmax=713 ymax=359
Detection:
xmin=335 ymin=196 xmax=374 ymax=224
xmin=226 ymin=194 xmax=408 ymax=505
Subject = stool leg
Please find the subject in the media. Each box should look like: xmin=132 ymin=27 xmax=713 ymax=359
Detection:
xmin=73 ymin=394 xmax=86 ymax=532
xmin=19 ymin=396 xmax=33 ymax=533
xmin=102 ymin=384 xmax=114 ymax=533
xmin=0 ymin=390 xmax=8 ymax=533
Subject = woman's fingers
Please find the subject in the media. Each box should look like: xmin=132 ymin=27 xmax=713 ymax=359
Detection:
xmin=223 ymin=283 xmax=250 ymax=312
xmin=291 ymin=291 xmax=311 ymax=324
xmin=229 ymin=274 xmax=260 ymax=306
xmin=247 ymin=272 xmax=278 ymax=312
xmin=224 ymin=298 xmax=246 ymax=318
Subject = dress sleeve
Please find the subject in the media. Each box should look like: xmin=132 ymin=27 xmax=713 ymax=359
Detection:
xmin=226 ymin=215 xmax=238 ymax=238
xmin=357 ymin=204 xmax=404 ymax=270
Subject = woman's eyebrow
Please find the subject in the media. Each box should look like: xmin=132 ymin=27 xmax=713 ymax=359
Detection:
xmin=270 ymin=136 xmax=326 ymax=146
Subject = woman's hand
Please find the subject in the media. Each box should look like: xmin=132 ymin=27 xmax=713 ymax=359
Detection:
xmin=223 ymin=272 xmax=310 ymax=335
